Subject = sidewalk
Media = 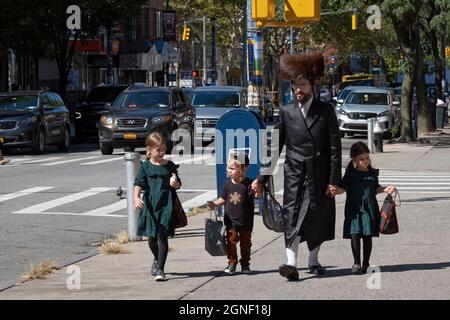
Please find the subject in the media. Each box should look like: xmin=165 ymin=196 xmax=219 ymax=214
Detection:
xmin=1 ymin=125 xmax=450 ymax=300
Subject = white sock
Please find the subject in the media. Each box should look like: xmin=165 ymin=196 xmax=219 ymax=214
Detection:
xmin=308 ymin=245 xmax=321 ymax=267
xmin=286 ymin=236 xmax=301 ymax=267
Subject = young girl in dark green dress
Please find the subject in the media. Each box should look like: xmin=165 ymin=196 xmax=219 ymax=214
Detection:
xmin=134 ymin=132 xmax=181 ymax=281
xmin=334 ymin=142 xmax=396 ymax=274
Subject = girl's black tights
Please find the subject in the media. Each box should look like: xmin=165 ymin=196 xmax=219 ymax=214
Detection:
xmin=148 ymin=236 xmax=169 ymax=270
xmin=351 ymin=235 xmax=372 ymax=265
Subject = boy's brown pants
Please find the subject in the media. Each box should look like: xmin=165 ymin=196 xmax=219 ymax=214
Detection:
xmin=226 ymin=229 xmax=252 ymax=266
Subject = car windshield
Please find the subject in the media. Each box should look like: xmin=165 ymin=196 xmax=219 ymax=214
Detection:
xmin=338 ymin=89 xmax=353 ymax=101
xmin=114 ymin=92 xmax=170 ymax=108
xmin=85 ymin=86 xmax=127 ymax=103
xmin=0 ymin=95 xmax=38 ymax=110
xmin=346 ymin=92 xmax=389 ymax=105
xmin=190 ymin=91 xmax=240 ymax=107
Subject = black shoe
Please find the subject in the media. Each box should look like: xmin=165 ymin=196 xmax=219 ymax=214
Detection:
xmin=351 ymin=264 xmax=362 ymax=275
xmin=241 ymin=265 xmax=251 ymax=274
xmin=308 ymin=264 xmax=325 ymax=275
xmin=224 ymin=264 xmax=237 ymax=274
xmin=279 ymin=264 xmax=299 ymax=281
xmin=155 ymin=269 xmax=167 ymax=281
xmin=361 ymin=264 xmax=370 ymax=274
xmin=150 ymin=260 xmax=158 ymax=276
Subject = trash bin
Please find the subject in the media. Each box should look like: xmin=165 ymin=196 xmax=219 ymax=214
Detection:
xmin=215 ymin=109 xmax=266 ymax=215
xmin=436 ymin=105 xmax=445 ymax=129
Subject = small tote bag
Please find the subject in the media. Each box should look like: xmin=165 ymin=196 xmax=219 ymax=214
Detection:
xmin=380 ymin=190 xmax=401 ymax=235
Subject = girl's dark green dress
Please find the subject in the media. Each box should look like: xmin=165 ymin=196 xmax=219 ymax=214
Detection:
xmin=341 ymin=166 xmax=381 ymax=239
xmin=134 ymin=160 xmax=179 ymax=238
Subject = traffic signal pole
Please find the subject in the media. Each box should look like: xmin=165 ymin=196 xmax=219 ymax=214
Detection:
xmin=202 ymin=16 xmax=207 ymax=85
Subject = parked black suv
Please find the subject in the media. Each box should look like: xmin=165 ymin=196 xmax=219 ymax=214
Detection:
xmin=0 ymin=91 xmax=70 ymax=154
xmin=98 ymin=85 xmax=195 ymax=155
xmin=74 ymin=84 xmax=128 ymax=143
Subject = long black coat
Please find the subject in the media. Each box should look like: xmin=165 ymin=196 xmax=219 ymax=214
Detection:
xmin=259 ymin=98 xmax=342 ymax=250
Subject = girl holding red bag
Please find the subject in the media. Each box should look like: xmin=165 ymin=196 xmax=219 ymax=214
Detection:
xmin=333 ymin=142 xmax=396 ymax=274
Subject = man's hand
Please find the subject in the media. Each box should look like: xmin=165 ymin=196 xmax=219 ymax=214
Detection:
xmin=251 ymin=179 xmax=263 ymax=196
xmin=326 ymin=184 xmax=338 ymax=197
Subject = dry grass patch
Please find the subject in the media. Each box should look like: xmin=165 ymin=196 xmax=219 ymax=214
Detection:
xmin=186 ymin=204 xmax=211 ymax=217
xmin=116 ymin=230 xmax=129 ymax=244
xmin=23 ymin=260 xmax=57 ymax=281
xmin=100 ymin=239 xmax=128 ymax=255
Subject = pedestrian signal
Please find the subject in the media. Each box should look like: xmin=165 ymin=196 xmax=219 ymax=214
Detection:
xmin=182 ymin=25 xmax=191 ymax=41
xmin=192 ymin=69 xmax=200 ymax=78
xmin=446 ymin=46 xmax=450 ymax=58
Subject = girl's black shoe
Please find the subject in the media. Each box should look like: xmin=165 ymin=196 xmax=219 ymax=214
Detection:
xmin=361 ymin=264 xmax=370 ymax=274
xmin=150 ymin=260 xmax=158 ymax=276
xmin=351 ymin=264 xmax=362 ymax=274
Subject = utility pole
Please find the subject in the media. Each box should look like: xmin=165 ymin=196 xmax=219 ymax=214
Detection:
xmin=106 ymin=28 xmax=113 ymax=84
xmin=211 ymin=17 xmax=217 ymax=85
xmin=242 ymin=1 xmax=248 ymax=87
xmin=202 ymin=16 xmax=207 ymax=85
xmin=442 ymin=22 xmax=448 ymax=96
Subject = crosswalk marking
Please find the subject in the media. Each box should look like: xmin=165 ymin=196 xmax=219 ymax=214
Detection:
xmin=181 ymin=190 xmax=217 ymax=210
xmin=81 ymin=157 xmax=123 ymax=165
xmin=13 ymin=187 xmax=114 ymax=214
xmin=41 ymin=156 xmax=99 ymax=166
xmin=21 ymin=157 xmax=64 ymax=164
xmin=82 ymin=199 xmax=127 ymax=216
xmin=0 ymin=187 xmax=54 ymax=203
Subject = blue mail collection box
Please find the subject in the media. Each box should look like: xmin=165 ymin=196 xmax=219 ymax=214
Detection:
xmin=215 ymin=109 xmax=266 ymax=216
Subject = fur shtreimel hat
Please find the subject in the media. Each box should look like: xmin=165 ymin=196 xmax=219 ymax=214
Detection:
xmin=279 ymin=52 xmax=325 ymax=82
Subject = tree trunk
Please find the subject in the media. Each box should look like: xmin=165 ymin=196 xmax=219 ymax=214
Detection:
xmin=412 ymin=22 xmax=432 ymax=135
xmin=401 ymin=68 xmax=414 ymax=142
xmin=430 ymin=31 xmax=443 ymax=100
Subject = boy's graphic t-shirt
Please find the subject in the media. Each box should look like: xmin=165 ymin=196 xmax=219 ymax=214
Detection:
xmin=221 ymin=178 xmax=255 ymax=231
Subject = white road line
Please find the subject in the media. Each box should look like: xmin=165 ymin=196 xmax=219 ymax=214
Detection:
xmin=21 ymin=157 xmax=64 ymax=164
xmin=0 ymin=187 xmax=54 ymax=203
xmin=41 ymin=156 xmax=99 ymax=166
xmin=395 ymin=187 xmax=450 ymax=190
xmin=82 ymin=199 xmax=127 ymax=216
xmin=13 ymin=187 xmax=114 ymax=214
xmin=182 ymin=190 xmax=217 ymax=210
xmin=381 ymin=182 xmax=450 ymax=185
xmin=380 ymin=176 xmax=450 ymax=178
xmin=4 ymin=157 xmax=34 ymax=163
xmin=81 ymin=157 xmax=123 ymax=165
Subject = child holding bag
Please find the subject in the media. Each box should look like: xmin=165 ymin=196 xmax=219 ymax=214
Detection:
xmin=333 ymin=142 xmax=396 ymax=274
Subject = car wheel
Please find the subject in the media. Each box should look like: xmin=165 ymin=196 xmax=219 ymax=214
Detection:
xmin=123 ymin=146 xmax=135 ymax=152
xmin=100 ymin=143 xmax=114 ymax=155
xmin=58 ymin=127 xmax=71 ymax=152
xmin=32 ymin=129 xmax=45 ymax=155
xmin=75 ymin=133 xmax=88 ymax=144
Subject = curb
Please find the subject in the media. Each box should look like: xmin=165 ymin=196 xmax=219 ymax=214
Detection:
xmin=0 ymin=248 xmax=100 ymax=293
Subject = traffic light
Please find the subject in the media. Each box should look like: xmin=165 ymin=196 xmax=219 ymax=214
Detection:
xmin=192 ymin=69 xmax=200 ymax=78
xmin=182 ymin=25 xmax=191 ymax=41
xmin=352 ymin=13 xmax=357 ymax=30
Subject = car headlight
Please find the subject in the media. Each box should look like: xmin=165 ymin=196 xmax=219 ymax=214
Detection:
xmin=18 ymin=116 xmax=38 ymax=126
xmin=100 ymin=115 xmax=113 ymax=125
xmin=151 ymin=115 xmax=172 ymax=124
xmin=336 ymin=107 xmax=348 ymax=116
xmin=378 ymin=111 xmax=391 ymax=117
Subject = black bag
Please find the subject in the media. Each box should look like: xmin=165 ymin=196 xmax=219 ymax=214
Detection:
xmin=205 ymin=211 xmax=228 ymax=256
xmin=380 ymin=190 xmax=400 ymax=235
xmin=172 ymin=191 xmax=188 ymax=229
xmin=261 ymin=178 xmax=284 ymax=233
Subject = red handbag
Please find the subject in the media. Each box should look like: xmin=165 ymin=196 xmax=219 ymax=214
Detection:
xmin=380 ymin=190 xmax=400 ymax=234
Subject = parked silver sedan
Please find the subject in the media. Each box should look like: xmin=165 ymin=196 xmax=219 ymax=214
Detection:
xmin=335 ymin=88 xmax=399 ymax=138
